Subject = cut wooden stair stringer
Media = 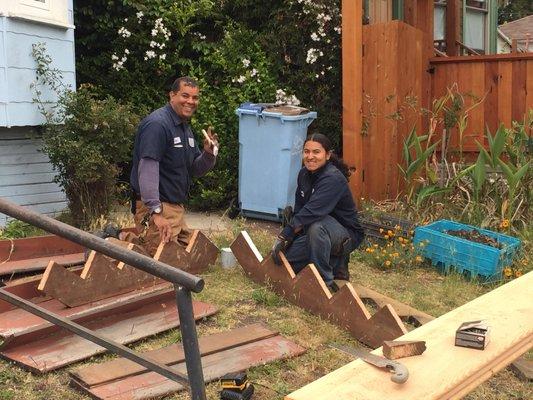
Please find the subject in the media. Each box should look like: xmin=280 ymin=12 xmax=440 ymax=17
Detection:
xmin=38 ymin=239 xmax=157 ymax=307
xmin=153 ymin=230 xmax=219 ymax=275
xmin=230 ymin=231 xmax=407 ymax=348
xmin=38 ymin=231 xmax=218 ymax=307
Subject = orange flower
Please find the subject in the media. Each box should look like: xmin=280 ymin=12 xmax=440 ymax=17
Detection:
xmin=500 ymin=219 xmax=510 ymax=228
xmin=503 ymin=267 xmax=512 ymax=278
xmin=384 ymin=260 xmax=392 ymax=267
xmin=415 ymin=256 xmax=423 ymax=263
xmin=514 ymin=270 xmax=523 ymax=278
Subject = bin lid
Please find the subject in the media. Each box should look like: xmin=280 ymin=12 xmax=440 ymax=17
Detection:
xmin=236 ymin=103 xmax=317 ymax=121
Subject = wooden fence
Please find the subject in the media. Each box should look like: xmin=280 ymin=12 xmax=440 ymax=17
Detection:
xmin=353 ymin=21 xmax=532 ymax=200
xmin=430 ymin=53 xmax=533 ymax=152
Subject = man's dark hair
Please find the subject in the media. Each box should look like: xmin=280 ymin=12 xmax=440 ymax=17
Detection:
xmin=170 ymin=76 xmax=199 ymax=92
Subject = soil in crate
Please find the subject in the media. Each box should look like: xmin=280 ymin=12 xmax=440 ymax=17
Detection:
xmin=444 ymin=229 xmax=503 ymax=249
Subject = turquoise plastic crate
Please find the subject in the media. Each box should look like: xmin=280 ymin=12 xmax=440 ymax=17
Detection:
xmin=413 ymin=220 xmax=521 ymax=281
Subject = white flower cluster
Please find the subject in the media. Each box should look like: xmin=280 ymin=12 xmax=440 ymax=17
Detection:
xmin=193 ymin=32 xmax=207 ymax=40
xmin=275 ymin=89 xmax=301 ymax=106
xmin=232 ymin=58 xmax=261 ymax=84
xmin=150 ymin=40 xmax=166 ymax=50
xmin=118 ymin=27 xmax=131 ymax=38
xmin=144 ymin=50 xmax=156 ymax=60
xmin=151 ymin=18 xmax=171 ymax=40
xmin=136 ymin=11 xmax=144 ymax=21
xmin=306 ymin=48 xmax=323 ymax=64
xmin=111 ymin=49 xmax=130 ymax=71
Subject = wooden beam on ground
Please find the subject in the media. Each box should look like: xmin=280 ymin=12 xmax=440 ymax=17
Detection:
xmin=71 ymin=323 xmax=278 ymax=387
xmin=0 ymin=235 xmax=84 ymax=277
xmin=70 ymin=325 xmax=306 ymax=400
xmin=352 ymin=284 xmax=434 ymax=326
xmin=153 ymin=230 xmax=218 ymax=275
xmin=341 ymin=0 xmax=363 ymax=199
xmin=230 ymin=232 xmax=407 ymax=348
xmin=0 ymin=286 xmax=217 ymax=373
xmin=286 ymin=271 xmax=533 ymax=400
xmin=382 ymin=340 xmax=426 ymax=360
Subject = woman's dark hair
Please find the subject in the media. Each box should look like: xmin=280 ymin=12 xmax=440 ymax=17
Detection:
xmin=305 ymin=133 xmax=351 ymax=179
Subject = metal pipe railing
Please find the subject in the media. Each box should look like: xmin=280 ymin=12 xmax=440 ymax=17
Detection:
xmin=0 ymin=198 xmax=207 ymax=399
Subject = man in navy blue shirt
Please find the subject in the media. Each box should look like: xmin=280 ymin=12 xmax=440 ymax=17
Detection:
xmin=124 ymin=76 xmax=218 ymax=255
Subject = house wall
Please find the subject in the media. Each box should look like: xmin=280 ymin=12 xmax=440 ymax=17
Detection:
xmin=0 ymin=0 xmax=74 ymax=226
xmin=0 ymin=127 xmax=67 ymax=226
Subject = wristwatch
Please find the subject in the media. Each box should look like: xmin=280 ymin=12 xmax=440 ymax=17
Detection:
xmin=151 ymin=206 xmax=162 ymax=216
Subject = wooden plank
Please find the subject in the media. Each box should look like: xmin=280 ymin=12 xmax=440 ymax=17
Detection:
xmin=484 ymin=61 xmax=500 ymax=137
xmin=71 ymin=323 xmax=278 ymax=387
xmin=511 ymin=60 xmax=527 ymax=123
xmin=72 ymin=335 xmax=306 ymax=400
xmin=0 ymin=234 xmax=83 ymax=263
xmin=497 ymin=61 xmax=513 ymax=128
xmin=0 ymin=295 xmax=218 ymax=373
xmin=0 ymin=182 xmax=61 ymax=197
xmin=352 ymin=284 xmax=434 ymax=326
xmin=230 ymin=231 xmax=407 ymax=348
xmin=0 ymin=253 xmax=84 ymax=277
xmin=526 ymin=60 xmax=533 ymax=121
xmin=286 ymin=271 xmax=533 ymax=400
xmin=382 ymin=340 xmax=426 ymax=359
xmin=0 ymin=284 xmax=172 ymax=345
xmin=341 ymin=0 xmax=363 ymax=200
xmin=153 ymin=230 xmax=218 ymax=275
xmin=0 ymin=152 xmax=49 ymax=165
xmin=430 ymin=53 xmax=533 ymax=64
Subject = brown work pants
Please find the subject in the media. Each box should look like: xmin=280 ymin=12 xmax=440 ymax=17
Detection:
xmin=122 ymin=201 xmax=192 ymax=256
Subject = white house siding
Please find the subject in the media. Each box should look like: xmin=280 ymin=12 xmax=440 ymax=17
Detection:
xmin=0 ymin=127 xmax=67 ymax=226
xmin=0 ymin=0 xmax=74 ymax=226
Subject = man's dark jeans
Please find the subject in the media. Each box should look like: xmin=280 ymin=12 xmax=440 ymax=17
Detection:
xmin=284 ymin=215 xmax=354 ymax=286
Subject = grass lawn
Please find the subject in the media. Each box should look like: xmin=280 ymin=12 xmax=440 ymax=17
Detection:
xmin=0 ymin=220 xmax=531 ymax=400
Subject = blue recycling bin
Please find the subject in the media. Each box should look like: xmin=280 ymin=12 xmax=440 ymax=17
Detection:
xmin=236 ymin=106 xmax=317 ymax=221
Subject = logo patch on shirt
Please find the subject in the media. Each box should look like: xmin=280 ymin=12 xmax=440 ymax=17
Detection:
xmin=300 ymin=190 xmax=305 ymax=197
xmin=188 ymin=137 xmax=195 ymax=148
xmin=173 ymin=137 xmax=181 ymax=145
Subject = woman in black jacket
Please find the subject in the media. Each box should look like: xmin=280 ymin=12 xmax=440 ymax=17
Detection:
xmin=272 ymin=133 xmax=364 ymax=292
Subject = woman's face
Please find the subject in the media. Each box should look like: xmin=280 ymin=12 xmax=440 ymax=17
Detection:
xmin=303 ymin=140 xmax=330 ymax=172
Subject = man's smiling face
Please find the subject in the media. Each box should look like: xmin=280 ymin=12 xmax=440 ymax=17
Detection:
xmin=169 ymin=82 xmax=200 ymax=120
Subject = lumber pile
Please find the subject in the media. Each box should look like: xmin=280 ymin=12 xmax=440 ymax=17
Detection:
xmin=70 ymin=323 xmax=306 ymax=400
xmin=230 ymin=231 xmax=408 ymax=348
xmin=286 ymin=271 xmax=533 ymax=400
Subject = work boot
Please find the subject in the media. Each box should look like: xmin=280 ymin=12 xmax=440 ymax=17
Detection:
xmin=333 ymin=254 xmax=351 ymax=281
xmin=327 ymin=281 xmax=340 ymax=293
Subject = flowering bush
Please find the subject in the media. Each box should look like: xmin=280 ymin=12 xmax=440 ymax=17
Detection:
xmin=74 ymin=0 xmax=343 ymax=208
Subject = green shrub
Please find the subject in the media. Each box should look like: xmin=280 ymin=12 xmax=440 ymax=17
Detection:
xmin=41 ymin=85 xmax=140 ymax=227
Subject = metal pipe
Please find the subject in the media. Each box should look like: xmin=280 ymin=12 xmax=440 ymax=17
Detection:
xmin=0 ymin=198 xmax=204 ymax=293
xmin=176 ymin=286 xmax=207 ymax=400
xmin=0 ymin=288 xmax=190 ymax=386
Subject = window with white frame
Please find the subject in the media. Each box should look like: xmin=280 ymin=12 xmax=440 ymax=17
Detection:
xmin=0 ymin=0 xmax=69 ymax=28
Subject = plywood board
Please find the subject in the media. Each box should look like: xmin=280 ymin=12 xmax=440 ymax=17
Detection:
xmin=230 ymin=232 xmax=407 ymax=348
xmin=286 ymin=271 xmax=533 ymax=400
